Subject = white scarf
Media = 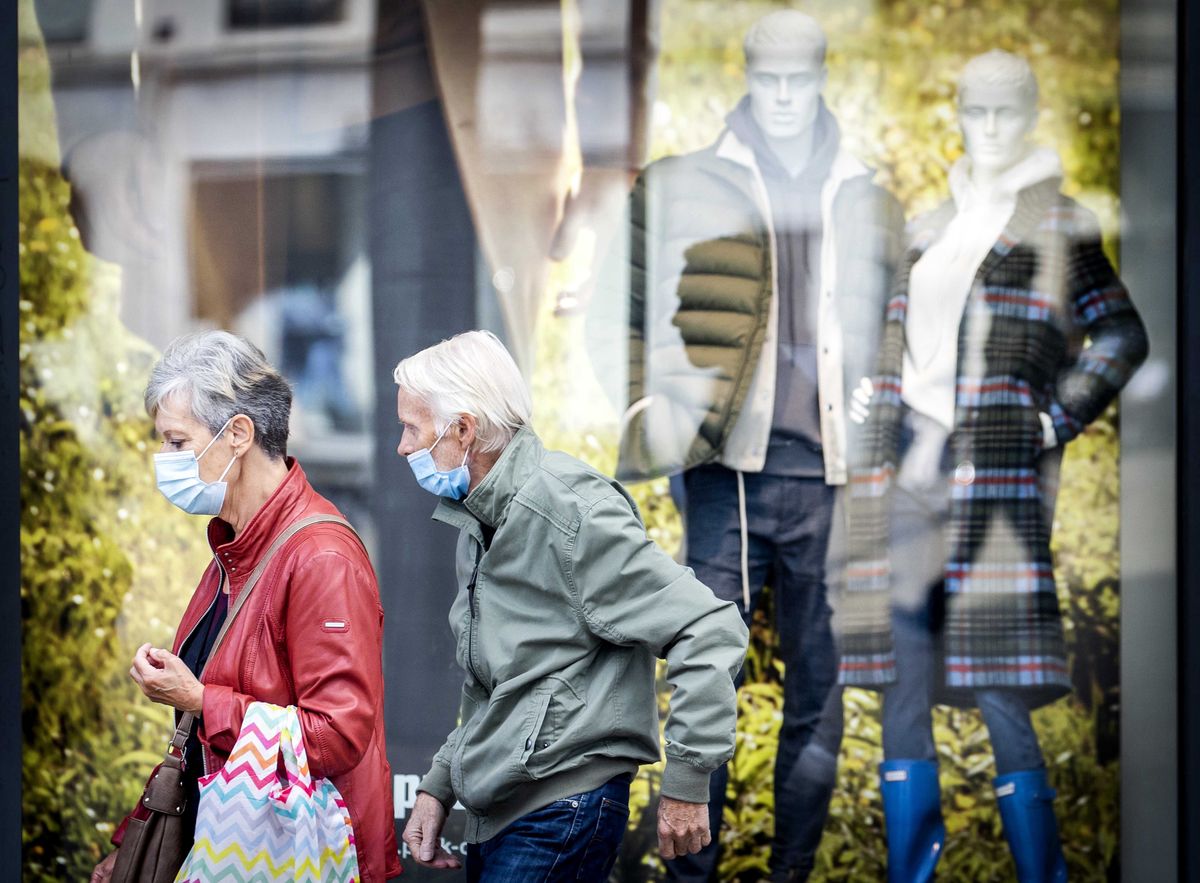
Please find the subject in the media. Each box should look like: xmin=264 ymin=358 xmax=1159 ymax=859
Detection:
xmin=901 ymin=147 xmax=1063 ymax=430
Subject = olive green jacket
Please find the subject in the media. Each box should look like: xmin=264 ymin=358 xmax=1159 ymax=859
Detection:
xmin=416 ymin=427 xmax=748 ymax=843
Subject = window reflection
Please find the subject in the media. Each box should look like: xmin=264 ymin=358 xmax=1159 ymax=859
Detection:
xmin=17 ymin=0 xmax=1178 ymax=880
xmin=33 ymin=0 xmax=90 ymax=44
xmin=227 ymin=0 xmax=346 ymax=30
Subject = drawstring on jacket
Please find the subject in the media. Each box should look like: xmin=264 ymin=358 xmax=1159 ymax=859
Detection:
xmin=736 ymin=470 xmax=751 ymax=613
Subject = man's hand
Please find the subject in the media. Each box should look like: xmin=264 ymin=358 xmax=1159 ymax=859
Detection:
xmin=657 ymin=796 xmax=711 ymax=860
xmin=129 ymin=644 xmax=204 ymax=713
xmin=402 ymin=792 xmax=461 ymax=869
xmin=90 ymin=850 xmax=118 ymax=883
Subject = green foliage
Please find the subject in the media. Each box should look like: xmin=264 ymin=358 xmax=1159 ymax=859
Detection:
xmin=538 ymin=1 xmax=1124 ymax=880
xmin=19 ymin=4 xmax=212 ymax=879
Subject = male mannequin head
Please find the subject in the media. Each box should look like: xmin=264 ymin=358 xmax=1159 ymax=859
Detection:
xmin=744 ymin=10 xmax=828 ymax=144
xmin=957 ymin=50 xmax=1039 ymax=176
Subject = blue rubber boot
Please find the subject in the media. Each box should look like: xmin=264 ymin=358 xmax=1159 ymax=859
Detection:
xmin=880 ymin=759 xmax=945 ymax=883
xmin=994 ymin=769 xmax=1068 ymax=882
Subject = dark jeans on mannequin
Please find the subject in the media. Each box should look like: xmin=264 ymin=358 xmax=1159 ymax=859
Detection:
xmin=665 ymin=464 xmax=843 ymax=882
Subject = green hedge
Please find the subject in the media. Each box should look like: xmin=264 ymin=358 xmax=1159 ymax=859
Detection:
xmin=19 ymin=4 xmax=211 ymax=878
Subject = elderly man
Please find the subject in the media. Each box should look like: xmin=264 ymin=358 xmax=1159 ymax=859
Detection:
xmin=396 ymin=331 xmax=749 ymax=881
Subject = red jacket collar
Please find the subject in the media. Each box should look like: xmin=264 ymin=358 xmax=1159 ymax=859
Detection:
xmin=205 ymin=457 xmax=317 ymax=585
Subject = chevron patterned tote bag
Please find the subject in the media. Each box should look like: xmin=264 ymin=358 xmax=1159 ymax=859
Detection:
xmin=175 ymin=702 xmax=360 ymax=883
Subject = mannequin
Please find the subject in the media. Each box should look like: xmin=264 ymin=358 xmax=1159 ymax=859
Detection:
xmin=590 ymin=10 xmax=905 ymax=883
xmin=836 ymin=50 xmax=1148 ymax=883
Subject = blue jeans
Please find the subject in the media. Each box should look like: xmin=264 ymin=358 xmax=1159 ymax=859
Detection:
xmin=465 ymin=775 xmax=631 ymax=882
xmin=666 ymin=465 xmax=843 ymax=882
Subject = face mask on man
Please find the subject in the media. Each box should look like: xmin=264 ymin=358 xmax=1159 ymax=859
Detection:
xmin=154 ymin=418 xmax=238 ymax=516
xmin=407 ymin=423 xmax=470 ymax=500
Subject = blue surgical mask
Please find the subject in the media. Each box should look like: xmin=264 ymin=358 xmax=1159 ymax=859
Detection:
xmin=407 ymin=424 xmax=471 ymax=500
xmin=154 ymin=419 xmax=238 ymax=516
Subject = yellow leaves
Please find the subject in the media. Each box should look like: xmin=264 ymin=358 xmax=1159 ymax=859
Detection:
xmin=112 ymin=750 xmax=169 ymax=769
xmin=733 ymin=741 xmax=778 ymax=784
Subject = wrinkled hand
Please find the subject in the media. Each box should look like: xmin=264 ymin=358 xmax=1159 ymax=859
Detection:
xmin=129 ymin=644 xmax=204 ymax=714
xmin=849 ymin=376 xmax=874 ymax=425
xmin=402 ymin=792 xmax=461 ymax=869
xmin=90 ymin=850 xmax=118 ymax=883
xmin=657 ymin=796 xmax=711 ymax=860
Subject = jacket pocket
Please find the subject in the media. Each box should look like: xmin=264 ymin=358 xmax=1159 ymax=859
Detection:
xmin=517 ymin=691 xmax=554 ymax=778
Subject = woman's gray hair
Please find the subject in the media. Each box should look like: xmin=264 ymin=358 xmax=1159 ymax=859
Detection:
xmin=393 ymin=330 xmax=532 ymax=454
xmin=144 ymin=330 xmax=292 ymax=460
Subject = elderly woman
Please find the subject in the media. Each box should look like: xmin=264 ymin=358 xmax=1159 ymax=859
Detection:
xmin=394 ymin=330 xmax=748 ymax=882
xmin=91 ymin=331 xmax=401 ymax=883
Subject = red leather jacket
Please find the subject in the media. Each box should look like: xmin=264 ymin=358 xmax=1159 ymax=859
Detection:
xmin=114 ymin=459 xmax=402 ymax=880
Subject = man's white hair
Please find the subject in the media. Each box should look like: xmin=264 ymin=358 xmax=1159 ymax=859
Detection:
xmin=958 ymin=49 xmax=1039 ymax=108
xmin=743 ymin=10 xmax=827 ymax=68
xmin=393 ymin=330 xmax=532 ymax=453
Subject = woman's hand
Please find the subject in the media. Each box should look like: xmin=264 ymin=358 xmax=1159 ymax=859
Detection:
xmin=90 ymin=850 xmax=118 ymax=883
xmin=129 ymin=643 xmax=205 ymax=714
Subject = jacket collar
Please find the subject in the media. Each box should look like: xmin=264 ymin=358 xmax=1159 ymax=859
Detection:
xmin=714 ymin=120 xmax=871 ymax=192
xmin=898 ymin=175 xmax=1064 ymax=328
xmin=723 ymin=96 xmax=841 ymax=186
xmin=971 ymin=176 xmax=1062 ymax=282
xmin=432 ymin=426 xmax=543 ymax=533
xmin=206 ymin=457 xmax=316 ymax=578
xmin=948 ymin=146 xmax=1063 ymax=211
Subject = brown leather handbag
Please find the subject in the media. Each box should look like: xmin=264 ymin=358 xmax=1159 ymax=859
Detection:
xmin=109 ymin=514 xmax=359 ymax=883
xmin=108 ymin=712 xmax=194 ymax=883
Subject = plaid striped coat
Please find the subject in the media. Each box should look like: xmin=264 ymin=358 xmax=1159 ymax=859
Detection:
xmin=835 ymin=177 xmax=1148 ymax=707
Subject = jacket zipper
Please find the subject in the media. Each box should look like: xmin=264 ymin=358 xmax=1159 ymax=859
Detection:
xmin=464 ymin=543 xmax=484 ymax=688
xmin=179 ymin=558 xmax=227 ymax=779
xmin=452 ymin=542 xmax=487 ymax=815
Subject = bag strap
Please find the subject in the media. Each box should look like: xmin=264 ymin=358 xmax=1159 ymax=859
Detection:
xmin=160 ymin=515 xmax=363 ymax=767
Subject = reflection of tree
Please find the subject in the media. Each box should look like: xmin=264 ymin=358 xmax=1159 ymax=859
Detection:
xmin=19 ymin=4 xmax=210 ymax=879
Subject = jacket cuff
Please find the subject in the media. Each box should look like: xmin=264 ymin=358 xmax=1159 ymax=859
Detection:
xmin=418 ymin=762 xmax=456 ymax=811
xmin=1047 ymin=400 xmax=1084 ymax=446
xmin=199 ymin=682 xmax=238 ymax=754
xmin=660 ymin=757 xmax=712 ymax=804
